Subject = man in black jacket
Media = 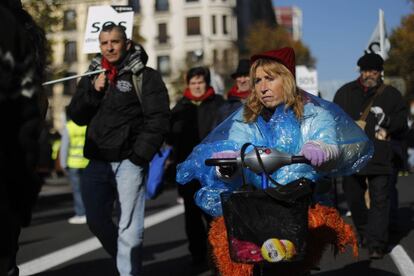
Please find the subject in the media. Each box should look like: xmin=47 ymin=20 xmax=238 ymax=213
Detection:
xmin=68 ymin=24 xmax=170 ymax=276
xmin=333 ymin=53 xmax=407 ymax=259
xmin=170 ymin=67 xmax=223 ymax=266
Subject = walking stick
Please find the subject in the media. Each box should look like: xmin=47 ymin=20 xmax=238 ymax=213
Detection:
xmin=42 ymin=69 xmax=106 ymax=86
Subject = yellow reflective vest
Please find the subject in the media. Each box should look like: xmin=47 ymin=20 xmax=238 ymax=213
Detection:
xmin=67 ymin=120 xmax=89 ymax=168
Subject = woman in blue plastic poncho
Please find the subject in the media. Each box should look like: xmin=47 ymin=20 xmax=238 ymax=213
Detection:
xmin=177 ymin=47 xmax=373 ymax=275
xmin=177 ymin=47 xmax=372 ymax=216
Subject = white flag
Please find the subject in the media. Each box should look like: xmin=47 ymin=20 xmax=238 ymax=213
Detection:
xmin=365 ymin=9 xmax=390 ymax=60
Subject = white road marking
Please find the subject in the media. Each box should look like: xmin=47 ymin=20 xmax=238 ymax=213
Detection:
xmin=389 ymin=244 xmax=414 ymax=276
xmin=19 ymin=204 xmax=414 ymax=276
xmin=19 ymin=204 xmax=185 ymax=276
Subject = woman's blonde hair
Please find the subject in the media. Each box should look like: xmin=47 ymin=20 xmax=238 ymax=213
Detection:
xmin=243 ymin=59 xmax=304 ymax=123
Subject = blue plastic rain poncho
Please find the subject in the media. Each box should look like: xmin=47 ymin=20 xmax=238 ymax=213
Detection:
xmin=177 ymin=92 xmax=373 ymax=217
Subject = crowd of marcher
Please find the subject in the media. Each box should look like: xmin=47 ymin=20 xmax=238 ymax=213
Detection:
xmin=2 ymin=2 xmax=414 ymax=276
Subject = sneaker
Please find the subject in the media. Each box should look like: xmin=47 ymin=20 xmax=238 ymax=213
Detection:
xmin=345 ymin=210 xmax=352 ymax=217
xmin=68 ymin=215 xmax=87 ymax=224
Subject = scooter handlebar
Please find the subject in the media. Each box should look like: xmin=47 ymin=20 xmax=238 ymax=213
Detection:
xmin=205 ymin=158 xmax=238 ymax=166
xmin=205 ymin=155 xmax=310 ymax=167
xmin=291 ymin=155 xmax=311 ymax=165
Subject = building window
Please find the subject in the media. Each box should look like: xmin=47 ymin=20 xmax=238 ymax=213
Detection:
xmin=64 ymin=41 xmax=77 ymax=63
xmin=222 ymin=15 xmax=228 ymax=34
xmin=158 ymin=23 xmax=168 ymax=44
xmin=63 ymin=72 xmax=77 ymax=95
xmin=186 ymin=17 xmax=200 ymax=36
xmin=212 ymin=15 xmax=216 ymax=35
xmin=186 ymin=50 xmax=203 ymax=64
xmin=155 ymin=0 xmax=169 ymax=11
xmin=213 ymin=49 xmax=218 ymax=63
xmin=157 ymin=55 xmax=171 ymax=76
xmin=223 ymin=49 xmax=229 ymax=66
xmin=63 ymin=9 xmax=76 ymax=31
xmin=128 ymin=0 xmax=140 ymax=13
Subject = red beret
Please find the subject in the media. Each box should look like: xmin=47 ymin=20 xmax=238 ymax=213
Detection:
xmin=250 ymin=47 xmax=296 ymax=78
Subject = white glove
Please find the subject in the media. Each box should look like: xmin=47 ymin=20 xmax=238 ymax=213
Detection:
xmin=370 ymin=106 xmax=388 ymax=130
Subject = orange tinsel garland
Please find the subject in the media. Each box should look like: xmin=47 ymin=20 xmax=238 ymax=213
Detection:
xmin=208 ymin=204 xmax=358 ymax=276
xmin=209 ymin=217 xmax=253 ymax=276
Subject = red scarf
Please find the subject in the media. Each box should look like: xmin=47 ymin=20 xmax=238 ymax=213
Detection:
xmin=101 ymin=57 xmax=118 ymax=85
xmin=183 ymin=86 xmax=215 ymax=102
xmin=227 ymin=85 xmax=250 ymax=99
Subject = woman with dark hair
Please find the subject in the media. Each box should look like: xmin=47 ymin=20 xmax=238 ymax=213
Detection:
xmin=170 ymin=66 xmax=224 ymax=266
xmin=176 ymin=48 xmax=373 ymax=275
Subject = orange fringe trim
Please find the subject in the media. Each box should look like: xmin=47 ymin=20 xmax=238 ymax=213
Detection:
xmin=208 ymin=204 xmax=358 ymax=276
xmin=209 ymin=216 xmax=254 ymax=276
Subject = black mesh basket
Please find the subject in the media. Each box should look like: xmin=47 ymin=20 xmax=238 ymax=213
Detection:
xmin=220 ymin=178 xmax=312 ymax=264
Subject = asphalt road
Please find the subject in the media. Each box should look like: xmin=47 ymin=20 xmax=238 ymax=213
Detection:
xmin=16 ymin=174 xmax=414 ymax=275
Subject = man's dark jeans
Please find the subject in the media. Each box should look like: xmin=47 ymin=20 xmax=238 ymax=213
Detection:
xmin=343 ymin=174 xmax=390 ymax=250
xmin=81 ymin=160 xmax=118 ymax=257
xmin=81 ymin=159 xmax=147 ymax=276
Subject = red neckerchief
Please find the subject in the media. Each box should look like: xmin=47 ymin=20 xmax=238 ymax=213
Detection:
xmin=101 ymin=57 xmax=118 ymax=85
xmin=183 ymin=86 xmax=215 ymax=102
xmin=227 ymin=85 xmax=250 ymax=99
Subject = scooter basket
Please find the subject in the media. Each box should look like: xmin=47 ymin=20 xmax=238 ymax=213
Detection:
xmin=220 ymin=180 xmax=311 ymax=264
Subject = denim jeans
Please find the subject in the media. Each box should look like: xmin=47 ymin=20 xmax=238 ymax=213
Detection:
xmin=67 ymin=168 xmax=85 ymax=216
xmin=82 ymin=159 xmax=147 ymax=276
xmin=408 ymin=148 xmax=414 ymax=168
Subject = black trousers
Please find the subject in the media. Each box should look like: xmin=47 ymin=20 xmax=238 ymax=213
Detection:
xmin=177 ymin=180 xmax=212 ymax=260
xmin=343 ymin=174 xmax=390 ymax=250
xmin=388 ymin=168 xmax=399 ymax=228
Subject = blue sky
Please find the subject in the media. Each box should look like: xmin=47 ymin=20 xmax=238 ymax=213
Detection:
xmin=272 ymin=0 xmax=412 ymax=82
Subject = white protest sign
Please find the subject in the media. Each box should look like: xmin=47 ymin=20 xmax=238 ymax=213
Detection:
xmin=296 ymin=65 xmax=318 ymax=96
xmin=83 ymin=5 xmax=134 ymax=54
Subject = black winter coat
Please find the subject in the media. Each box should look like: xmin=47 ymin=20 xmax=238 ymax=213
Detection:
xmin=170 ymin=95 xmax=224 ymax=163
xmin=1 ymin=5 xmax=47 ymax=232
xmin=214 ymin=96 xmax=244 ymax=126
xmin=68 ymin=61 xmax=170 ymax=165
xmin=333 ymin=79 xmax=408 ymax=175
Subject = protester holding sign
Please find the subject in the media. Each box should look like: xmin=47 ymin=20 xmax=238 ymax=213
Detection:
xmin=333 ymin=53 xmax=407 ymax=259
xmin=68 ymin=24 xmax=170 ymax=276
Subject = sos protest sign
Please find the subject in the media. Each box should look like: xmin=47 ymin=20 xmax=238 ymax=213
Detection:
xmin=83 ymin=5 xmax=134 ymax=54
xmin=296 ymin=65 xmax=318 ymax=96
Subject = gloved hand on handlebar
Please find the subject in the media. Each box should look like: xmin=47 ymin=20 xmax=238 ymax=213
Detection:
xmin=300 ymin=141 xmax=339 ymax=167
xmin=212 ymin=151 xmax=240 ymax=180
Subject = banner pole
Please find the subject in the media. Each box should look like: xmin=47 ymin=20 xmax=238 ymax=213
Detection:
xmin=42 ymin=69 xmax=106 ymax=86
xmin=379 ymin=9 xmax=385 ymax=59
